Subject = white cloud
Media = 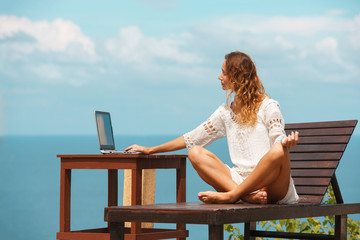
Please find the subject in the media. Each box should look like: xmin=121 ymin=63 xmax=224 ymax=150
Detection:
xmin=0 ymin=15 xmax=95 ymax=57
xmin=193 ymin=12 xmax=360 ymax=83
xmin=327 ymin=9 xmax=346 ymax=16
xmin=347 ymin=14 xmax=360 ymax=50
xmin=315 ymin=37 xmax=340 ymax=62
xmin=105 ymin=26 xmax=201 ymax=67
xmin=29 ymin=64 xmax=63 ymax=81
xmin=0 ymin=15 xmax=99 ymax=87
xmin=274 ymin=36 xmax=294 ymax=50
xmin=208 ymin=13 xmax=356 ymax=36
xmin=196 ymin=12 xmax=360 ymax=49
xmin=2 ymin=12 xmax=359 ymax=88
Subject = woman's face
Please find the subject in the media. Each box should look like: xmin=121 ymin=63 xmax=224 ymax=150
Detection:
xmin=218 ymin=60 xmax=230 ymax=90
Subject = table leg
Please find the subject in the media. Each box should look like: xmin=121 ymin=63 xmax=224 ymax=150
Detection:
xmin=108 ymin=170 xmax=118 ymax=230
xmin=335 ymin=215 xmax=348 ymax=240
xmin=109 ymin=221 xmax=125 ymax=240
xmin=176 ymin=158 xmax=186 ymax=203
xmin=131 ymin=168 xmax=142 ymax=234
xmin=176 ymin=158 xmax=186 ymax=240
xmin=244 ymin=222 xmax=256 ymax=240
xmin=108 ymin=170 xmax=118 ymax=207
xmin=209 ymin=224 xmax=223 ymax=240
xmin=60 ymin=168 xmax=71 ymax=232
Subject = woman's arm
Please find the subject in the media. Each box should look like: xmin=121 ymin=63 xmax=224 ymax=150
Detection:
xmin=125 ymin=136 xmax=186 ymax=154
xmin=263 ymin=99 xmax=299 ymax=148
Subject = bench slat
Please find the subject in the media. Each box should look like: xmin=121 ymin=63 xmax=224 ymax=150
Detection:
xmin=293 ymin=135 xmax=351 ymax=144
xmin=286 ymin=128 xmax=354 ymax=136
xmin=298 ymin=195 xmax=324 ymax=203
xmin=291 ymin=161 xmax=338 ymax=169
xmin=290 ymin=144 xmax=346 ymax=153
xmin=293 ymin=177 xmax=331 ymax=186
xmin=290 ymin=152 xmax=343 ymax=161
xmin=285 ymin=120 xmax=357 ymax=130
xmin=296 ymin=186 xmax=328 ymax=195
xmin=291 ymin=169 xmax=335 ymax=177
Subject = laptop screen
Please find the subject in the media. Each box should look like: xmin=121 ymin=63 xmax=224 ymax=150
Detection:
xmin=95 ymin=111 xmax=115 ymax=150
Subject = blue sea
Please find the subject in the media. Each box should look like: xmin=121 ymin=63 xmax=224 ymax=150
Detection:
xmin=0 ymin=135 xmax=359 ymax=240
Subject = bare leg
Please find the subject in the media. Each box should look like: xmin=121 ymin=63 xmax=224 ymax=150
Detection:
xmin=198 ymin=143 xmax=290 ymax=204
xmin=188 ymin=146 xmax=268 ymax=204
xmin=188 ymin=146 xmax=237 ymax=192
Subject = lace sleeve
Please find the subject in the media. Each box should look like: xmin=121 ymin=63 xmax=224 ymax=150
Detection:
xmin=183 ymin=106 xmax=226 ymax=150
xmin=264 ymin=100 xmax=286 ymax=146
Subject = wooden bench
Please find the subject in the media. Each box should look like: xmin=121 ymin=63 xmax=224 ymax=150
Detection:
xmin=105 ymin=120 xmax=360 ymax=240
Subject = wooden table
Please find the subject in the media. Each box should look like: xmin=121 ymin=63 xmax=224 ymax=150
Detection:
xmin=56 ymin=154 xmax=188 ymax=240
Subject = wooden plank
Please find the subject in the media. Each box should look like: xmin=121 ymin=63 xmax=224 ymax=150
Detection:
xmin=298 ymin=195 xmax=324 ymax=203
xmin=57 ymin=154 xmax=188 ymax=159
xmin=331 ymin=175 xmax=344 ymax=204
xmin=291 ymin=161 xmax=338 ymax=169
xmin=244 ymin=222 xmax=256 ymax=240
xmin=73 ymin=226 xmax=189 ymax=239
xmin=290 ymin=152 xmax=343 ymax=161
xmin=109 ymin=222 xmax=124 ymax=240
xmin=293 ymin=177 xmax=331 ymax=186
xmin=296 ymin=186 xmax=328 ymax=195
xmin=108 ymin=170 xmax=118 ymax=207
xmin=56 ymin=231 xmax=110 ymax=240
xmin=72 ymin=228 xmax=108 ymax=233
xmin=209 ymin=225 xmax=224 ymax=240
xmin=250 ymin=230 xmax=335 ymax=239
xmin=176 ymin=159 xmax=187 ymax=239
xmin=217 ymin=204 xmax=360 ymax=224
xmin=289 ymin=144 xmax=346 ymax=153
xmin=124 ymin=229 xmax=189 ymax=239
xmin=177 ymin=159 xmax=187 ymax=203
xmin=335 ymin=215 xmax=348 ymax=240
xmin=105 ymin=202 xmax=360 ymax=224
xmin=286 ymin=128 xmax=354 ymax=136
xmin=61 ymin=158 xmax=185 ymax=170
xmin=292 ymin=135 xmax=351 ymax=144
xmin=285 ymin=120 xmax=357 ymax=130
xmin=291 ymin=169 xmax=335 ymax=177
xmin=60 ymin=168 xmax=71 ymax=232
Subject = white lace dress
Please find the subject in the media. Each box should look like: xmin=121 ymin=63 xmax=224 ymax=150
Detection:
xmin=183 ymin=97 xmax=299 ymax=204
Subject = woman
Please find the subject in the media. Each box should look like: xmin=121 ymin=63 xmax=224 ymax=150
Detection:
xmin=125 ymin=51 xmax=299 ymax=204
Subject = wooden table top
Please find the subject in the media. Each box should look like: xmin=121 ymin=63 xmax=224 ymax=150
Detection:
xmin=57 ymin=154 xmax=188 ymax=159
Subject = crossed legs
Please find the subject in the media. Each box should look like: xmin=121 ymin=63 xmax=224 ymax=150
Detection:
xmin=188 ymin=143 xmax=290 ymax=204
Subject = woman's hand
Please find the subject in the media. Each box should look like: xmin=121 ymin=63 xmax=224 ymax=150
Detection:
xmin=280 ymin=131 xmax=299 ymax=148
xmin=125 ymin=144 xmax=153 ymax=154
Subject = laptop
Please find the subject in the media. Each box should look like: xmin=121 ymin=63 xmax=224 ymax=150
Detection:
xmin=95 ymin=111 xmax=140 ymax=154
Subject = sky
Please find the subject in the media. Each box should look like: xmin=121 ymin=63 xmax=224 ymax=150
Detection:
xmin=0 ymin=0 xmax=360 ymax=136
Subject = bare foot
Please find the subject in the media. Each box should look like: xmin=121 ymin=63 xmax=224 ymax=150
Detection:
xmin=198 ymin=191 xmax=236 ymax=204
xmin=242 ymin=191 xmax=268 ymax=204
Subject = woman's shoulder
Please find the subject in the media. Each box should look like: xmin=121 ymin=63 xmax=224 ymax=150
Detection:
xmin=258 ymin=97 xmax=282 ymax=115
xmin=260 ymin=97 xmax=280 ymax=109
xmin=212 ymin=103 xmax=228 ymax=116
xmin=209 ymin=103 xmax=233 ymax=120
xmin=218 ymin=103 xmax=235 ymax=115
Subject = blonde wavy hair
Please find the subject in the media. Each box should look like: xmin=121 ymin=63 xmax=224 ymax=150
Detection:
xmin=225 ymin=51 xmax=267 ymax=127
